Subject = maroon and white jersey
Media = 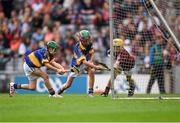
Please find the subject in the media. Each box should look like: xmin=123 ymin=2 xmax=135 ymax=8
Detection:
xmin=117 ymin=48 xmax=135 ymax=71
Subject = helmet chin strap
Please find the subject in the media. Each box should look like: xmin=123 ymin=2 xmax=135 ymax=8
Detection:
xmin=47 ymin=49 xmax=56 ymax=57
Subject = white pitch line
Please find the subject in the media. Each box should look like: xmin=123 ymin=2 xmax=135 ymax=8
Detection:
xmin=112 ymin=97 xmax=180 ymax=100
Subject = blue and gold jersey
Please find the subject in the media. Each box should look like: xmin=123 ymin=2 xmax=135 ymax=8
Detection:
xmin=25 ymin=48 xmax=53 ymax=68
xmin=71 ymin=42 xmax=94 ymax=67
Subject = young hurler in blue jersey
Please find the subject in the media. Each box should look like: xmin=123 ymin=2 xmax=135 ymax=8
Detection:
xmin=9 ymin=41 xmax=65 ymax=97
xmin=57 ymin=30 xmax=104 ymax=97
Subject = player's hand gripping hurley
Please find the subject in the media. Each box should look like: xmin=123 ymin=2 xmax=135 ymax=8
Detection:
xmin=94 ymin=61 xmax=122 ymax=74
xmin=57 ymin=66 xmax=80 ymax=75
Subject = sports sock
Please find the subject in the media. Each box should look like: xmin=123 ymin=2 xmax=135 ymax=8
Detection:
xmin=88 ymin=88 xmax=93 ymax=94
xmin=104 ymin=87 xmax=110 ymax=94
xmin=14 ymin=84 xmax=21 ymax=89
xmin=58 ymin=88 xmax=64 ymax=95
xmin=48 ymin=88 xmax=55 ymax=95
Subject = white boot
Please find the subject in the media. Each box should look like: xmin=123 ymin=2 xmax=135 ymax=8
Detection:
xmin=9 ymin=82 xmax=15 ymax=97
xmin=49 ymin=94 xmax=63 ymax=98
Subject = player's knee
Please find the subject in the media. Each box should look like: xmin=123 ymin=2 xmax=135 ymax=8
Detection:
xmin=88 ymin=69 xmax=95 ymax=76
xmin=42 ymin=74 xmax=49 ymax=81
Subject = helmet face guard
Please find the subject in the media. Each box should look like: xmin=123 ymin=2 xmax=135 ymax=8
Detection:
xmin=80 ymin=37 xmax=91 ymax=46
xmin=47 ymin=41 xmax=59 ymax=54
xmin=48 ymin=48 xmax=57 ymax=54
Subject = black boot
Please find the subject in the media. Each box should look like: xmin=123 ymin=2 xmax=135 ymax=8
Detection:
xmin=128 ymin=84 xmax=135 ymax=97
xmin=58 ymin=89 xmax=64 ymax=95
xmin=101 ymin=87 xmax=110 ymax=97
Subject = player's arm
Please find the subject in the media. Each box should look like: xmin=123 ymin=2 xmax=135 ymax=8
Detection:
xmin=89 ymin=49 xmax=94 ymax=62
xmin=44 ymin=62 xmax=59 ymax=72
xmin=114 ymin=57 xmax=120 ymax=68
xmin=85 ymin=47 xmax=95 ymax=70
xmin=82 ymin=60 xmax=102 ymax=70
xmin=42 ymin=59 xmax=64 ymax=74
xmin=44 ymin=62 xmax=64 ymax=74
xmin=75 ymin=45 xmax=102 ymax=69
xmin=50 ymin=59 xmax=64 ymax=70
xmin=89 ymin=54 xmax=94 ymax=62
xmin=76 ymin=53 xmax=100 ymax=69
xmin=114 ymin=60 xmax=119 ymax=68
xmin=86 ymin=50 xmax=95 ymax=69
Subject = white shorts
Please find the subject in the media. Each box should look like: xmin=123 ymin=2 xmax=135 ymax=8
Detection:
xmin=23 ymin=62 xmax=39 ymax=81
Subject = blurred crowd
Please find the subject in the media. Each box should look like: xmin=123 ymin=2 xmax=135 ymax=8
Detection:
xmin=113 ymin=0 xmax=180 ymax=73
xmin=0 ymin=0 xmax=110 ymax=71
xmin=0 ymin=0 xmax=179 ymax=73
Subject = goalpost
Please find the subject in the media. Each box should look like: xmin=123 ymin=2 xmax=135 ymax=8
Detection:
xmin=109 ymin=0 xmax=180 ymax=99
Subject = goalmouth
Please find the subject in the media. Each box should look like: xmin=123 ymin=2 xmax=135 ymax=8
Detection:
xmin=108 ymin=0 xmax=180 ymax=100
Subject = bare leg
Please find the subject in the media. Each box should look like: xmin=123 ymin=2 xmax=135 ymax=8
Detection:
xmin=31 ymin=71 xmax=52 ymax=90
xmin=20 ymin=81 xmax=37 ymax=90
xmin=58 ymin=76 xmax=74 ymax=95
xmin=31 ymin=70 xmax=55 ymax=95
xmin=88 ymin=68 xmax=95 ymax=95
xmin=13 ymin=80 xmax=37 ymax=90
xmin=106 ymin=78 xmax=111 ymax=88
xmin=10 ymin=78 xmax=37 ymax=97
xmin=11 ymin=69 xmax=56 ymax=96
xmin=126 ymin=75 xmax=135 ymax=97
xmin=101 ymin=71 xmax=118 ymax=97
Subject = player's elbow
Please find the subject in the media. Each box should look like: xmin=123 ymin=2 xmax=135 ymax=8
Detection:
xmin=44 ymin=62 xmax=50 ymax=67
xmin=82 ymin=60 xmax=88 ymax=65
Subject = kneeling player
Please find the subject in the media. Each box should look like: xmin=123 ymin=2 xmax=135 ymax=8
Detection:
xmin=57 ymin=30 xmax=104 ymax=97
xmin=101 ymin=38 xmax=135 ymax=97
xmin=9 ymin=41 xmax=66 ymax=97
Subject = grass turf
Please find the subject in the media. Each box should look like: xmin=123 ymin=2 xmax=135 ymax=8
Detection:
xmin=0 ymin=94 xmax=180 ymax=122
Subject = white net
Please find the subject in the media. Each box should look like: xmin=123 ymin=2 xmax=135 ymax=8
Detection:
xmin=109 ymin=0 xmax=180 ymax=98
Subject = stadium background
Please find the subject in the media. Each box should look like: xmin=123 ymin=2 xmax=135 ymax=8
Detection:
xmin=0 ymin=0 xmax=180 ymax=122
xmin=0 ymin=0 xmax=180 ymax=94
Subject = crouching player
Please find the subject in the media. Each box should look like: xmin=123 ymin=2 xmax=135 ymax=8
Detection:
xmin=57 ymin=30 xmax=104 ymax=97
xmin=101 ymin=38 xmax=135 ymax=97
xmin=9 ymin=41 xmax=65 ymax=97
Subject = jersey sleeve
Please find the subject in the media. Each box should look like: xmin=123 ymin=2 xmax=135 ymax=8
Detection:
xmin=117 ymin=49 xmax=135 ymax=71
xmin=42 ymin=59 xmax=49 ymax=64
xmin=117 ymin=49 xmax=129 ymax=61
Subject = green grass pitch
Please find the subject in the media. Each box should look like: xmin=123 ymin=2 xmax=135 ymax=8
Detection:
xmin=0 ymin=94 xmax=180 ymax=122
